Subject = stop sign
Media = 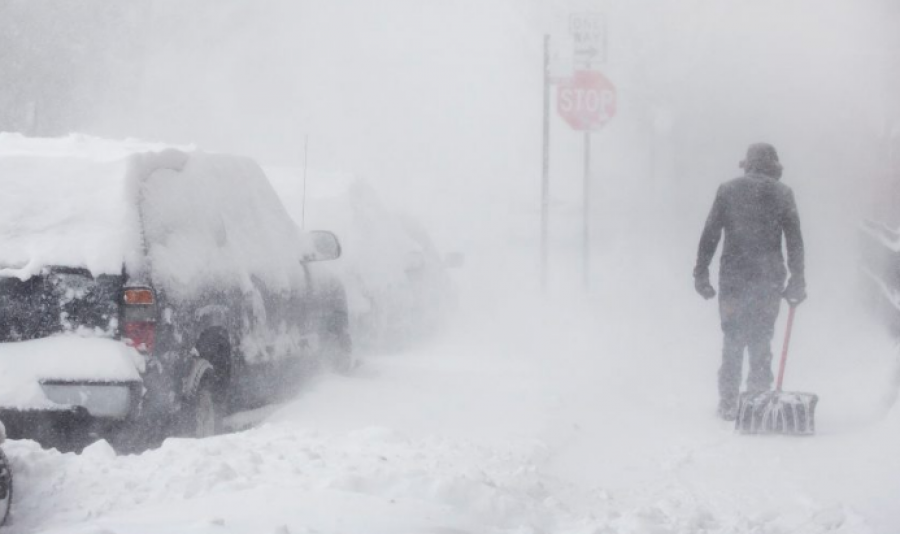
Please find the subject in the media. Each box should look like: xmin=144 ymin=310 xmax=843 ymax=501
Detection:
xmin=557 ymin=70 xmax=617 ymax=131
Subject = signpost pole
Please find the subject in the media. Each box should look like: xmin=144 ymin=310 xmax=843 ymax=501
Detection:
xmin=558 ymin=11 xmax=613 ymax=294
xmin=583 ymin=131 xmax=591 ymax=291
xmin=301 ymin=134 xmax=309 ymax=230
xmin=541 ymin=35 xmax=551 ymax=294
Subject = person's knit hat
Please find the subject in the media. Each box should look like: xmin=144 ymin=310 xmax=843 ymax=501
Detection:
xmin=739 ymin=143 xmax=783 ymax=177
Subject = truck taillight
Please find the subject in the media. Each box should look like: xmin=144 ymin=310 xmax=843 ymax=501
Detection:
xmin=124 ymin=288 xmax=155 ymax=305
xmin=123 ymin=286 xmax=156 ymax=354
xmin=124 ymin=321 xmax=156 ymax=354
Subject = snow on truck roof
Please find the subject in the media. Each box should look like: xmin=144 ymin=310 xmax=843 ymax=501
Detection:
xmin=0 ymin=133 xmax=197 ymax=280
xmin=0 ymin=134 xmax=311 ymax=299
xmin=0 ymin=132 xmax=191 ymax=160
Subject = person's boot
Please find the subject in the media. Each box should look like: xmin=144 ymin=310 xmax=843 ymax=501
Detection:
xmin=717 ymin=401 xmax=737 ymax=421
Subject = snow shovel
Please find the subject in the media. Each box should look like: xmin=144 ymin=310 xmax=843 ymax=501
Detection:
xmin=735 ymin=305 xmax=818 ymax=435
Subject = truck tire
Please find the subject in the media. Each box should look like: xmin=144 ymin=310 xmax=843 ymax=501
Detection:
xmin=180 ymin=366 xmax=221 ymax=439
xmin=0 ymin=448 xmax=11 ymax=526
xmin=323 ymin=312 xmax=353 ymax=374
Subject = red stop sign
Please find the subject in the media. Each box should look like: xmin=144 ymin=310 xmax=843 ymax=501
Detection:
xmin=557 ymin=70 xmax=617 ymax=131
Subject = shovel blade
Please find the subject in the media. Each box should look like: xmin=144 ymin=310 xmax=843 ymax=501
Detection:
xmin=736 ymin=390 xmax=818 ymax=435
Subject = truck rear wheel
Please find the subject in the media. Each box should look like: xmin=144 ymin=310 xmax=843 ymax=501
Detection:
xmin=323 ymin=312 xmax=353 ymax=374
xmin=190 ymin=378 xmax=219 ymax=438
xmin=0 ymin=447 xmax=12 ymax=526
xmin=179 ymin=365 xmax=221 ymax=439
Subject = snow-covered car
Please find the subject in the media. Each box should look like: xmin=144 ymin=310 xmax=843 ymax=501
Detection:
xmin=0 ymin=135 xmax=350 ymax=449
xmin=266 ymin=170 xmax=459 ymax=350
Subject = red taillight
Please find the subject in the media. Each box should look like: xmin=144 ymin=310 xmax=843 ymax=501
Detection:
xmin=124 ymin=321 xmax=156 ymax=354
xmin=124 ymin=288 xmax=155 ymax=305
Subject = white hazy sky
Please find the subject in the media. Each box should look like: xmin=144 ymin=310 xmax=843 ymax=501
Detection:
xmin=12 ymin=0 xmax=894 ymax=295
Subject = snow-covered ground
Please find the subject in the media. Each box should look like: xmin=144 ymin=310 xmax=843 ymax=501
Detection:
xmin=2 ymin=0 xmax=899 ymax=532
xmin=3 ymin=241 xmax=899 ymax=534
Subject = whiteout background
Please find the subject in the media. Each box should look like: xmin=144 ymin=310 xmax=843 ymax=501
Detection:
xmin=2 ymin=1 xmax=900 ymax=533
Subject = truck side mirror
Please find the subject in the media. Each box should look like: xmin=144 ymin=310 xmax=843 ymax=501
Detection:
xmin=306 ymin=230 xmax=342 ymax=262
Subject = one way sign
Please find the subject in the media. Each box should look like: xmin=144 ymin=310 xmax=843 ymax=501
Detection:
xmin=569 ymin=11 xmax=606 ymax=66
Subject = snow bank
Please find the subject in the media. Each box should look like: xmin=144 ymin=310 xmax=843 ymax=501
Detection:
xmin=1 ymin=361 xmax=886 ymax=534
xmin=0 ymin=336 xmax=143 ymax=409
xmin=1 ymin=279 xmax=897 ymax=533
xmin=2 ymin=423 xmax=587 ymax=534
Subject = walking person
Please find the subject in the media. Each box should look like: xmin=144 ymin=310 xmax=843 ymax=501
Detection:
xmin=693 ymin=143 xmax=807 ymax=421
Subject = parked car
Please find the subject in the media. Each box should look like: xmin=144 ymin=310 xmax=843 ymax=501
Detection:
xmin=265 ymin=170 xmax=460 ymax=351
xmin=0 ymin=134 xmax=350 ymax=449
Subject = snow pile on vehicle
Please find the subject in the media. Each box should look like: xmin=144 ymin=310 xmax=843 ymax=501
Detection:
xmin=141 ymin=153 xmax=313 ymax=304
xmin=0 ymin=134 xmax=314 ymax=299
xmin=0 ymin=134 xmax=184 ymax=280
xmin=0 ymin=336 xmax=143 ymax=409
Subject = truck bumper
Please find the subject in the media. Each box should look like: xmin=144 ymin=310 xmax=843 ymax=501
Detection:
xmin=0 ymin=381 xmax=142 ymax=443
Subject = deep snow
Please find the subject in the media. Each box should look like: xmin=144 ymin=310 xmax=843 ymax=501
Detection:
xmin=2 ymin=1 xmax=899 ymax=532
xmin=2 ymin=241 xmax=898 ymax=534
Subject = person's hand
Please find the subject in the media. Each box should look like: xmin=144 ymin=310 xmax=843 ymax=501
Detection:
xmin=783 ymin=276 xmax=806 ymax=306
xmin=694 ymin=276 xmax=717 ymax=300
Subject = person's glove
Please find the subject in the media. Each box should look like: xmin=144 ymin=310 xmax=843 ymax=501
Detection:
xmin=694 ymin=276 xmax=717 ymax=300
xmin=783 ymin=276 xmax=807 ymax=306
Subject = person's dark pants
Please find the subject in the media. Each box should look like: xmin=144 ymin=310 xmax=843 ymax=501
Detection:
xmin=717 ymin=283 xmax=782 ymax=412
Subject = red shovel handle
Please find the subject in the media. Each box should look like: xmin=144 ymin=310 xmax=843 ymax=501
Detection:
xmin=775 ymin=305 xmax=797 ymax=392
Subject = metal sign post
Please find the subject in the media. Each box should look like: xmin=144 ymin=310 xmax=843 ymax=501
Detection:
xmin=569 ymin=9 xmax=608 ymax=292
xmin=556 ymin=70 xmax=615 ymax=292
xmin=544 ymin=9 xmax=613 ymax=294
xmin=583 ymin=131 xmax=591 ymax=290
xmin=541 ymin=35 xmax=551 ymax=294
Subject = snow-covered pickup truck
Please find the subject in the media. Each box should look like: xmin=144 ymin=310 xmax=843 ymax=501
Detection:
xmin=0 ymin=135 xmax=350 ymax=450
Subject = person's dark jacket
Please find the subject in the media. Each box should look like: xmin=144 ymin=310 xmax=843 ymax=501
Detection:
xmin=694 ymin=172 xmax=805 ymax=297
